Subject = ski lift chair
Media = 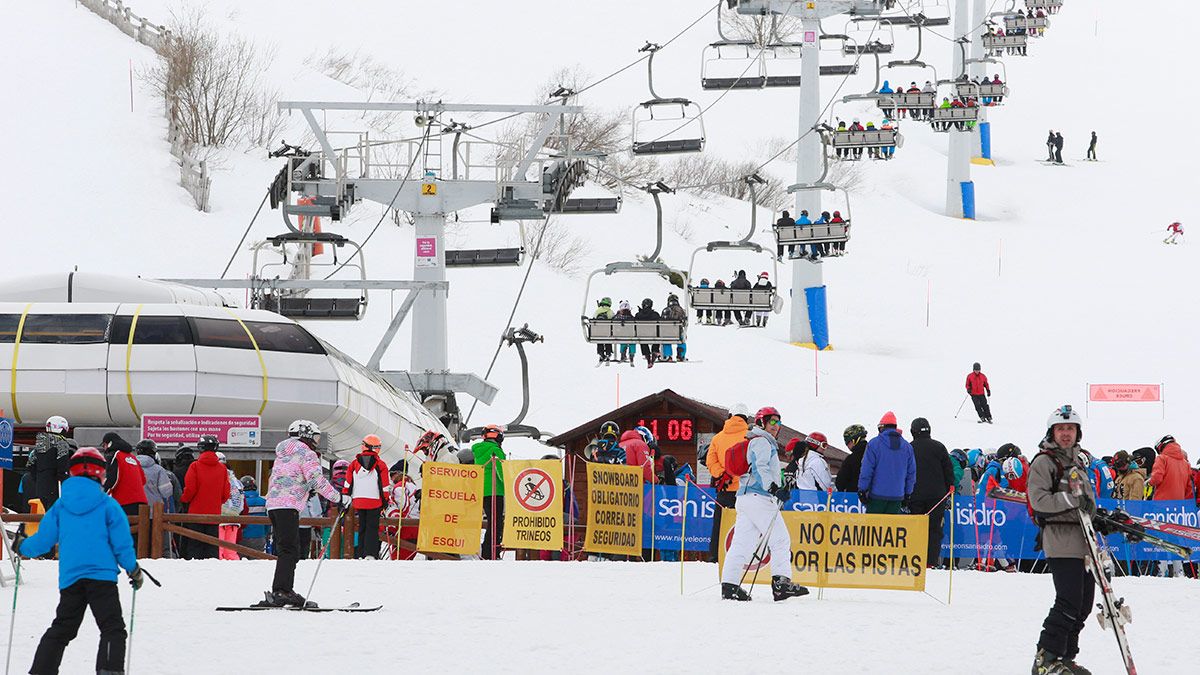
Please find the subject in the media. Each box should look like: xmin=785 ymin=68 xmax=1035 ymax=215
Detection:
xmin=929 ymin=103 xmax=980 ymax=132
xmin=981 ymin=33 xmax=1028 ymax=56
xmin=580 ymin=262 xmax=688 ymax=345
xmin=778 ymin=184 xmax=854 ymax=255
xmin=251 ymin=232 xmax=368 ymax=320
xmin=830 ymin=127 xmax=902 ymax=158
xmin=700 ymin=41 xmax=767 ymax=90
xmin=1004 ymin=13 xmax=1050 ymax=34
xmin=763 ymin=42 xmax=803 ymax=88
xmin=632 ymin=43 xmax=706 ymax=156
xmin=1025 ymin=0 xmax=1062 ymax=15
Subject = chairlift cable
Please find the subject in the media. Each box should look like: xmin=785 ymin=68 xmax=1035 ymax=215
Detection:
xmin=218 ymin=190 xmax=270 ymax=280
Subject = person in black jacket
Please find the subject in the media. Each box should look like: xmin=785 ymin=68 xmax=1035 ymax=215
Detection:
xmin=908 ymin=417 xmax=956 ymax=568
xmin=834 ymin=424 xmax=868 ymax=493
xmin=28 ymin=418 xmax=72 ymax=509
xmin=634 ymin=298 xmax=661 ymax=368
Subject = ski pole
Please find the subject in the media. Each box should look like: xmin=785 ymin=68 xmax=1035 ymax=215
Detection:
xmin=745 ymin=500 xmax=785 ymax=598
xmin=953 ymin=395 xmax=969 ymax=419
xmin=124 ymin=567 xmax=159 ymax=675
xmin=4 ymin=557 xmax=20 ymax=675
xmin=303 ymin=506 xmax=349 ymax=603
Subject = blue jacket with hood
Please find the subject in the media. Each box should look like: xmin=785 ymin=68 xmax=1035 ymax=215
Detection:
xmin=858 ymin=428 xmax=917 ymax=501
xmin=736 ymin=426 xmax=782 ymax=498
xmin=19 ymin=476 xmax=138 ymax=589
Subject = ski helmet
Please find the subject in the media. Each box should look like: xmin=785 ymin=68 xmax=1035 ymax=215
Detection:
xmin=634 ymin=425 xmax=655 ymax=445
xmin=754 ymin=406 xmax=781 ymax=427
xmin=641 ymin=298 xmax=653 ymax=309
xmin=804 ymin=432 xmax=828 ymax=451
xmin=135 ymin=440 xmax=158 ymax=458
xmin=972 ymin=362 xmax=981 ymax=372
xmin=598 ymin=297 xmax=612 ymax=307
xmin=1131 ymin=447 xmax=1155 ymax=471
xmin=197 ymin=435 xmax=220 ymax=453
xmin=288 ymin=420 xmax=321 ymax=441
xmin=843 ymin=424 xmax=867 ymax=446
xmin=240 ymin=476 xmax=257 ymax=491
xmin=758 ymin=271 xmax=770 ymax=280
xmin=68 ymin=447 xmax=106 ymax=482
xmin=966 ymin=448 xmax=985 ymax=471
xmin=1045 ymin=404 xmax=1082 ymax=441
xmin=950 ymin=448 xmax=969 ymax=468
xmin=728 ymin=403 xmax=751 ymax=420
xmin=45 ymin=415 xmax=69 ymax=435
xmin=482 ymin=424 xmax=504 ymax=444
xmin=995 ymin=443 xmax=1021 ymax=460
xmin=1002 ymin=457 xmax=1024 ymax=481
xmin=215 ymin=451 xmax=227 ymax=464
xmin=1154 ymin=435 xmax=1176 ymax=454
xmin=361 ymin=434 xmax=383 ymax=451
xmin=599 ymin=421 xmax=620 ymax=442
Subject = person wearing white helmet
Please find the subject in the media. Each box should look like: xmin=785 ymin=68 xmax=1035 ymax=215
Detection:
xmin=28 ymin=416 xmax=72 ymax=508
xmin=1028 ymin=404 xmax=1098 ymax=675
xmin=261 ymin=420 xmax=349 ymax=607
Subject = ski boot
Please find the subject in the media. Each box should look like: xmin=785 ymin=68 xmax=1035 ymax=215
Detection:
xmin=771 ymin=575 xmax=809 ymax=601
xmin=1032 ymin=649 xmax=1089 ymax=674
xmin=268 ymin=589 xmax=311 ymax=608
xmin=721 ymin=583 xmax=751 ymax=601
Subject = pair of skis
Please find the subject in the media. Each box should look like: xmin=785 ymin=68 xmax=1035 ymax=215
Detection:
xmin=990 ymin=487 xmax=1198 ymax=675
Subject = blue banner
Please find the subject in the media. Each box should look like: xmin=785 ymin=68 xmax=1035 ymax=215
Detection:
xmin=942 ymin=494 xmax=1200 ymax=562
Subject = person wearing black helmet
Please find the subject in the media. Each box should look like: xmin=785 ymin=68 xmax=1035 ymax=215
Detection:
xmin=181 ymin=435 xmax=231 ymax=560
xmin=634 ymin=298 xmax=661 ymax=367
xmin=660 ymin=293 xmax=688 ymax=362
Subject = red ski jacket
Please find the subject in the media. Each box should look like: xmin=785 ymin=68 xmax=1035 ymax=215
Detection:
xmin=343 ymin=450 xmax=391 ymax=510
xmin=107 ymin=451 xmax=147 ymax=507
xmin=182 ymin=451 xmax=232 ymax=514
xmin=966 ymin=371 xmax=991 ymax=396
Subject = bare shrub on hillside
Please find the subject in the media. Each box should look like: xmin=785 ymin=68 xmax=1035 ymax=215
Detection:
xmin=304 ymin=48 xmax=439 ymax=136
xmin=726 ymin=10 xmax=800 ymax=45
xmin=520 ymin=219 xmax=588 ymax=277
xmin=145 ymin=12 xmax=280 ymax=148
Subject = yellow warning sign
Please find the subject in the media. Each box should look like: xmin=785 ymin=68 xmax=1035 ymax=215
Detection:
xmin=421 ymin=183 xmax=438 ymax=196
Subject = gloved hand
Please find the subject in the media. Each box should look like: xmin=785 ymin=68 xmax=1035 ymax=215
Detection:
xmin=340 ymin=494 xmax=353 ymax=509
xmin=901 ymin=496 xmax=911 ymax=514
xmin=768 ymin=483 xmax=790 ymax=503
xmin=858 ymin=491 xmax=869 ymax=505
xmin=128 ymin=566 xmax=145 ymax=591
xmin=11 ymin=531 xmax=26 ymax=557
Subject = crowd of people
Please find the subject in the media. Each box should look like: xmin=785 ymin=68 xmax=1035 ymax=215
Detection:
xmin=833 ymin=117 xmax=898 ymax=159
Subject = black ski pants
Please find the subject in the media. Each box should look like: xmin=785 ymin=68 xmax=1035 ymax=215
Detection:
xmin=355 ymin=506 xmax=382 ymax=559
xmin=909 ymin=498 xmax=947 ymax=566
xmin=482 ymin=495 xmax=505 ymax=559
xmin=707 ymin=490 xmax=737 ymax=561
xmin=1038 ymin=557 xmax=1096 ymax=660
xmin=31 ymin=579 xmax=126 ymax=675
xmin=269 ymin=508 xmax=301 ymax=592
xmin=182 ymin=523 xmax=218 ymax=559
xmin=596 ymin=343 xmax=613 ymax=360
xmin=971 ymin=394 xmax=991 ymax=421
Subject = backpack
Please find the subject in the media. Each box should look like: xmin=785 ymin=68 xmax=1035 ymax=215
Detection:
xmin=1025 ymin=449 xmax=1066 ymax=526
xmin=723 ymin=439 xmax=752 ymax=484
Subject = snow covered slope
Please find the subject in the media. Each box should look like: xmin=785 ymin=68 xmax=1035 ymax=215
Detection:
xmin=5 ymin=0 xmax=1199 ymax=457
xmin=4 ymin=559 xmax=1198 ymax=674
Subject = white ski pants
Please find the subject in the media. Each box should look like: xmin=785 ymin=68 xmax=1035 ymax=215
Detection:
xmin=721 ymin=493 xmax=792 ymax=583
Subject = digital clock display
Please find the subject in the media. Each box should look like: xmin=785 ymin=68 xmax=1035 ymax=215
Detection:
xmin=635 ymin=417 xmax=695 ymax=443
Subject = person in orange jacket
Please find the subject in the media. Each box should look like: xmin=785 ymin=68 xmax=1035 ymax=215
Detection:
xmin=965 ymin=362 xmax=993 ymax=423
xmin=342 ymin=434 xmax=391 ymax=559
xmin=704 ymin=403 xmax=752 ymax=562
xmin=1149 ymin=435 xmax=1194 ymax=500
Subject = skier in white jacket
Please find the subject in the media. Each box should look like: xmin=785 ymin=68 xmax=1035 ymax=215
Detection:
xmin=721 ymin=406 xmax=809 ymax=602
xmin=787 ymin=432 xmax=834 ymax=491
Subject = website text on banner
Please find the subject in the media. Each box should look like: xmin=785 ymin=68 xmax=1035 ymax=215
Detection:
xmin=417 ymin=462 xmax=484 ymax=555
xmin=584 ymin=463 xmax=643 ymax=556
xmin=503 ymin=459 xmax=563 ymax=551
xmin=717 ymin=509 xmax=927 ymax=591
xmin=943 ymin=494 xmax=1200 ymax=562
xmin=645 ymin=486 xmax=868 ymax=551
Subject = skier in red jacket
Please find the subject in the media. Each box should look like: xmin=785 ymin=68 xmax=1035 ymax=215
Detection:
xmin=343 ymin=434 xmax=391 ymax=559
xmin=180 ymin=435 xmax=231 ymax=559
xmin=100 ymin=433 xmax=147 ymax=516
xmin=965 ymin=362 xmax=993 ymax=423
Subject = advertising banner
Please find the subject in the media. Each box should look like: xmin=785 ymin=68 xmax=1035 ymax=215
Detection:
xmin=584 ymin=464 xmax=643 ymax=556
xmin=417 ymin=462 xmax=484 ymax=555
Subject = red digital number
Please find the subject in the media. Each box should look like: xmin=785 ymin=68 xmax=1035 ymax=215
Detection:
xmin=666 ymin=418 xmax=679 ymax=441
xmin=681 ymin=419 xmax=693 ymax=441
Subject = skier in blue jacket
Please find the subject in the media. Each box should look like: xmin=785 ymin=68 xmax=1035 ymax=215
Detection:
xmin=15 ymin=447 xmax=144 ymax=675
xmin=858 ymin=411 xmax=917 ymax=514
xmin=720 ymin=406 xmax=809 ymax=602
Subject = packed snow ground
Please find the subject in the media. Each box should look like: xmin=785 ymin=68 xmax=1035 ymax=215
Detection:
xmin=3 ymin=559 xmax=1198 ymax=674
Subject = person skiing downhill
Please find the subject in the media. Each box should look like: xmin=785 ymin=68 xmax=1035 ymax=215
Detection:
xmin=1164 ymin=221 xmax=1183 ymax=245
xmin=1028 ymin=405 xmax=1098 ymax=675
xmin=14 ymin=448 xmax=145 ymax=675
xmin=261 ymin=420 xmax=348 ymax=607
xmin=966 ymin=362 xmax=993 ymax=423
xmin=720 ymin=406 xmax=809 ymax=602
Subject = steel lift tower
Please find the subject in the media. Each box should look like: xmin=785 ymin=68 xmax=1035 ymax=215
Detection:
xmin=735 ymin=0 xmax=888 ymax=347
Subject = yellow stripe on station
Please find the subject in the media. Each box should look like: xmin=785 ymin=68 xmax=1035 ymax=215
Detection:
xmin=9 ymin=303 xmax=32 ymax=424
xmin=224 ymin=309 xmax=269 ymax=416
xmin=124 ymin=305 xmax=144 ymax=420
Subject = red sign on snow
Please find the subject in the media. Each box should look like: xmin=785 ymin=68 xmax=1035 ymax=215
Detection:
xmin=141 ymin=414 xmax=261 ymax=446
xmin=1088 ymin=384 xmax=1161 ymax=402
